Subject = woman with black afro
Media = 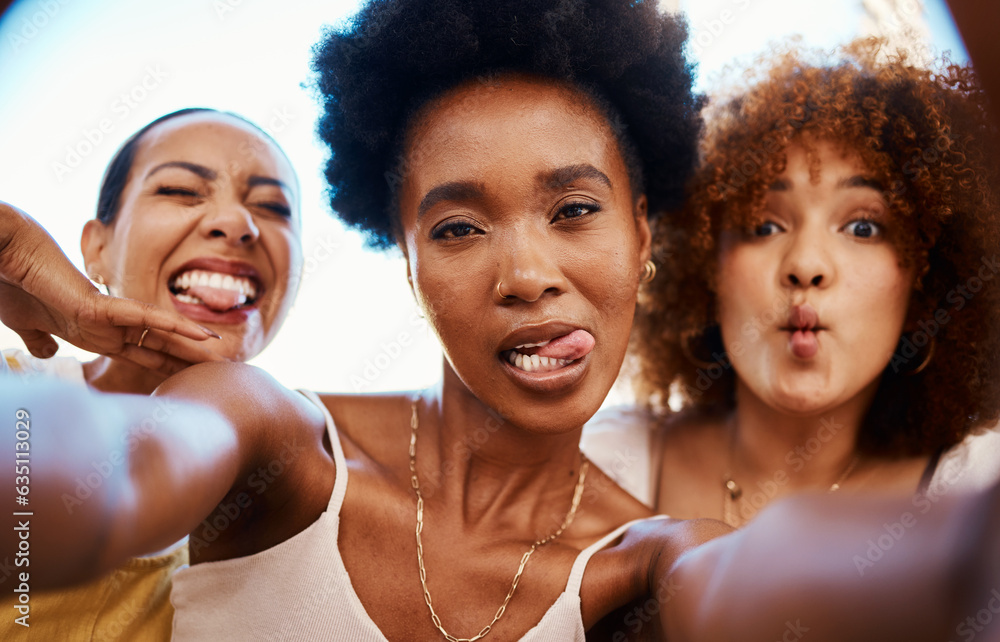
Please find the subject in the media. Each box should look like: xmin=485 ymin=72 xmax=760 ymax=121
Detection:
xmin=5 ymin=1 xmax=999 ymax=640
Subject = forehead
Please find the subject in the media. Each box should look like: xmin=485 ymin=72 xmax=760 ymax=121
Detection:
xmin=401 ymin=77 xmax=626 ymax=197
xmin=131 ymin=114 xmax=296 ymax=190
xmin=778 ymin=139 xmax=872 ymax=185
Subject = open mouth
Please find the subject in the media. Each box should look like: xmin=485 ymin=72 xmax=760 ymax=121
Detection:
xmin=500 ymin=328 xmax=595 ymax=374
xmin=169 ymin=268 xmax=261 ymax=313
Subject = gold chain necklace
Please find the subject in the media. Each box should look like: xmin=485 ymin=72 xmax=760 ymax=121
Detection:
xmin=722 ymin=425 xmax=860 ymax=528
xmin=408 ymin=402 xmax=589 ymax=642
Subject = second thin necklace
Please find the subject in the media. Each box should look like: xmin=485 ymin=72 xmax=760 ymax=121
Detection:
xmin=722 ymin=422 xmax=860 ymax=528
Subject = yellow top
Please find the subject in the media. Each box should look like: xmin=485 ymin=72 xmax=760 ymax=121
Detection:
xmin=0 ymin=545 xmax=188 ymax=641
xmin=0 ymin=349 xmax=185 ymax=641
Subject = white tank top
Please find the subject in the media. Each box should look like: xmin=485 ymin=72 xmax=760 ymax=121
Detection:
xmin=171 ymin=391 xmax=660 ymax=641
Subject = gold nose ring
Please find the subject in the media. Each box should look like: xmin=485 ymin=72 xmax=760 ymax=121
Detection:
xmin=496 ymin=281 xmax=511 ymax=300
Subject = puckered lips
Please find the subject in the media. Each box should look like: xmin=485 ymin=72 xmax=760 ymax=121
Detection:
xmin=498 ymin=322 xmax=595 ymax=393
xmin=780 ymin=303 xmax=827 ymax=360
xmin=168 ymin=257 xmax=264 ymax=325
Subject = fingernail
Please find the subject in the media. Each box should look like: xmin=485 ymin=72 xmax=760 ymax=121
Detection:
xmin=200 ymin=326 xmax=222 ymax=339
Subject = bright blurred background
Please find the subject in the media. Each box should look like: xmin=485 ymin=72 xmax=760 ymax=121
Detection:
xmin=0 ymin=0 xmax=968 ymax=399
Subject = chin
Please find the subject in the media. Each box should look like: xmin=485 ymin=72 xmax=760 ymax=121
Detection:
xmin=760 ymin=373 xmax=838 ymax=416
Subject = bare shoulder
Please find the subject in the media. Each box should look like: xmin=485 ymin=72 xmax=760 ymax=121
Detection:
xmin=313 ymin=391 xmax=417 ymax=466
xmin=156 ymin=361 xmax=327 ymax=457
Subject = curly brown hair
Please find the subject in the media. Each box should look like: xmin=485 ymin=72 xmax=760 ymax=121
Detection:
xmin=635 ymin=39 xmax=1000 ymax=457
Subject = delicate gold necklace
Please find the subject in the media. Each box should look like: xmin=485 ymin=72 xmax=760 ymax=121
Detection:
xmin=408 ymin=401 xmax=589 ymax=642
xmin=722 ymin=425 xmax=860 ymax=528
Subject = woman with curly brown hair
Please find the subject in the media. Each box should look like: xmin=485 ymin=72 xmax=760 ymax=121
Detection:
xmin=586 ymin=40 xmax=1000 ymax=526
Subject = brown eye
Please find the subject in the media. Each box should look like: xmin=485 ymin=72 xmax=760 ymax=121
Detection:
xmin=431 ymin=220 xmax=482 ymax=240
xmin=843 ymin=219 xmax=882 ymax=239
xmin=753 ymin=221 xmax=783 ymax=237
xmin=554 ymin=201 xmax=599 ymax=221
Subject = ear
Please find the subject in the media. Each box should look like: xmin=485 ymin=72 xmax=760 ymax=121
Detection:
xmin=397 ymin=237 xmax=418 ymax=299
xmin=81 ymin=219 xmax=112 ymax=282
xmin=634 ymin=194 xmax=652 ymax=264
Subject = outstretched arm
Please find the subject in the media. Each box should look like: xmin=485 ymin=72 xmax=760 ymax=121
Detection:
xmin=0 ymin=360 xmax=327 ymax=589
xmin=1 ymin=372 xmax=241 ymax=588
xmin=663 ymin=487 xmax=999 ymax=642
xmin=0 ymin=200 xmax=221 ymax=374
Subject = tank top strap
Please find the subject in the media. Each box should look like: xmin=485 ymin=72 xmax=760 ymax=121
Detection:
xmin=563 ymin=515 xmax=671 ymax=596
xmin=298 ymin=390 xmax=349 ymax=515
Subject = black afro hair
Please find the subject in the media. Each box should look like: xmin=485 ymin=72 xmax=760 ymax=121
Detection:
xmin=312 ymin=0 xmax=702 ymax=248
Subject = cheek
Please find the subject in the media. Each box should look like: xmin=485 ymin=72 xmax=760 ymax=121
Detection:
xmin=716 ymin=247 xmax=772 ymax=340
xmin=841 ymin=253 xmax=914 ymax=340
xmin=414 ymin=259 xmax=488 ymax=351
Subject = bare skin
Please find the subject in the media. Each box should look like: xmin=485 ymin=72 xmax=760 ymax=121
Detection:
xmin=6 ymin=79 xmax=996 ymax=642
xmin=656 ymin=142 xmax=931 ymax=525
xmin=1 ymin=112 xmax=302 ymax=392
xmin=0 ymin=201 xmax=218 ymax=375
xmin=160 ymin=76 xmax=729 ymax=640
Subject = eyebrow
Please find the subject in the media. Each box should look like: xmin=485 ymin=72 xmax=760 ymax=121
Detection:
xmin=248 ymin=175 xmax=293 ymax=194
xmin=540 ymin=164 xmax=612 ymax=191
xmin=415 ymin=164 xmax=613 ymax=220
xmin=836 ymin=175 xmax=883 ymax=191
xmin=768 ymin=175 xmax=884 ymax=192
xmin=417 ymin=181 xmax=485 ymax=219
xmin=146 ymin=161 xmax=217 ymax=181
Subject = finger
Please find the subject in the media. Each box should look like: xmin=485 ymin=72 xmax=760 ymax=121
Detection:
xmin=115 ymin=343 xmax=199 ymax=378
xmin=17 ymin=329 xmax=60 ymax=359
xmin=133 ymin=329 xmax=227 ymax=365
xmin=93 ymin=295 xmax=221 ymax=341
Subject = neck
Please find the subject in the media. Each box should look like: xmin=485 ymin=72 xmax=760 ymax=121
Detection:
xmin=415 ymin=370 xmax=587 ymax=537
xmin=83 ymin=356 xmax=169 ymax=395
xmin=729 ymin=380 xmax=878 ymax=490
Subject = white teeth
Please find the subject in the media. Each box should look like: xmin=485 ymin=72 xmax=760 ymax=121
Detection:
xmin=170 ymin=269 xmax=258 ymax=299
xmin=175 ymin=293 xmax=202 ymax=305
xmin=506 ymin=350 xmax=572 ymax=373
xmin=514 ymin=340 xmax=551 ymax=350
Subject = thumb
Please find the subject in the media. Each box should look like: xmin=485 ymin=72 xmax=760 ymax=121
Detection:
xmin=18 ymin=329 xmax=60 ymax=359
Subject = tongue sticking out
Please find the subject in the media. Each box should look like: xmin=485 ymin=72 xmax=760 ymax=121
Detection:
xmin=532 ymin=329 xmax=595 ymax=361
xmin=186 ymin=285 xmax=245 ymax=312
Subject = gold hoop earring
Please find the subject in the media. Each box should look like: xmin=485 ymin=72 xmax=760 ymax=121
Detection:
xmin=898 ymin=334 xmax=936 ymax=376
xmin=680 ymin=327 xmax=723 ymax=370
xmin=496 ymin=281 xmax=511 ymax=300
xmin=640 ymin=260 xmax=657 ymax=284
